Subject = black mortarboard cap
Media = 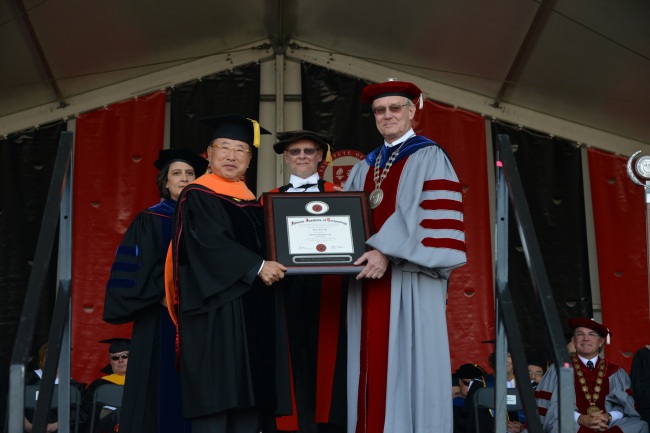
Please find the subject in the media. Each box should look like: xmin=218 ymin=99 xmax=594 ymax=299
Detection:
xmin=527 ymin=351 xmax=549 ymax=372
xmin=153 ymin=147 xmax=208 ymax=174
xmin=200 ymin=114 xmax=271 ymax=148
xmin=99 ymin=338 xmax=130 ymax=353
xmin=455 ymin=363 xmax=487 ymax=380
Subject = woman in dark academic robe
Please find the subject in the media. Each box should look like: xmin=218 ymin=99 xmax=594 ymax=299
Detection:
xmin=165 ymin=115 xmax=292 ymax=433
xmin=103 ymin=148 xmax=207 ymax=433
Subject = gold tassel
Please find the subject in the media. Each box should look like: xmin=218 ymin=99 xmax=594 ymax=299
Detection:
xmin=247 ymin=118 xmax=261 ymax=148
xmin=325 ymin=144 xmax=332 ymax=164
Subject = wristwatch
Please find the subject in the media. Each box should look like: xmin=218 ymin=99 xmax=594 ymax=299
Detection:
xmin=606 ymin=413 xmax=612 ymax=425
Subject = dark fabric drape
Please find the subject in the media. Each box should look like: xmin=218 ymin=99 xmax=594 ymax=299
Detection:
xmin=0 ymin=121 xmax=66 ymax=362
xmin=169 ymin=64 xmax=261 ymax=194
xmin=0 ymin=121 xmax=66 ymax=426
xmin=491 ymin=121 xmax=591 ymax=357
xmin=301 ymin=63 xmax=382 ymax=153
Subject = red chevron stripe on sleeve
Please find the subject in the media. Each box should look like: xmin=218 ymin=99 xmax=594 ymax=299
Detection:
xmin=423 ymin=179 xmax=463 ymax=193
xmin=420 ymin=219 xmax=465 ymax=231
xmin=421 ymin=238 xmax=467 ymax=252
xmin=538 ymin=407 xmax=548 ymax=416
xmin=420 ymin=199 xmax=464 ymax=213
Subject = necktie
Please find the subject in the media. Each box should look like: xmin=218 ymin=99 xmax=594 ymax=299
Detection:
xmin=587 ymin=360 xmax=594 ymax=370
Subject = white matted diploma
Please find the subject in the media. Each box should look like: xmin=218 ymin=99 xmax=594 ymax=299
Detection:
xmin=287 ymin=215 xmax=354 ymax=256
xmin=263 ymin=192 xmax=373 ymax=274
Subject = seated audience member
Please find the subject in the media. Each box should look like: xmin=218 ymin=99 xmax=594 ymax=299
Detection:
xmin=84 ymin=338 xmax=129 ymax=433
xmin=24 ymin=342 xmax=86 ymax=433
xmin=526 ymin=352 xmax=548 ymax=390
xmin=536 ymin=317 xmax=648 ymax=432
xmin=480 ymin=351 xmax=525 ymax=433
xmin=631 ymin=344 xmax=650 ymax=424
xmin=455 ymin=363 xmax=489 ymax=433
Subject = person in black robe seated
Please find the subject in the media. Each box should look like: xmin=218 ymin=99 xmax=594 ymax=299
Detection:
xmin=103 ymin=147 xmax=206 ymax=433
xmin=454 ymin=363 xmax=490 ymax=433
xmin=526 ymin=352 xmax=548 ymax=390
xmin=165 ymin=114 xmax=292 ymax=433
xmin=83 ymin=338 xmax=129 ymax=433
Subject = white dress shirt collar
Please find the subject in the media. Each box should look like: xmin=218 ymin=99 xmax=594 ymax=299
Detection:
xmin=384 ymin=128 xmax=416 ymax=148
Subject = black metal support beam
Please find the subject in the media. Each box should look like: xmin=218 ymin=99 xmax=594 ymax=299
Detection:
xmin=495 ymin=149 xmax=543 ymax=433
xmin=8 ymin=131 xmax=73 ymax=433
xmin=495 ymin=134 xmax=574 ymax=433
xmin=14 ymin=0 xmax=67 ymax=107
xmin=492 ymin=0 xmax=558 ymax=107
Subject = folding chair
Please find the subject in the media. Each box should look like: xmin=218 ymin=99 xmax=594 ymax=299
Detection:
xmin=24 ymin=383 xmax=82 ymax=433
xmin=89 ymin=383 xmax=124 ymax=433
xmin=473 ymin=387 xmax=523 ymax=433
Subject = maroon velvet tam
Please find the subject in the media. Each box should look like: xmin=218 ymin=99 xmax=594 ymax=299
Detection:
xmin=360 ymin=80 xmax=422 ymax=104
xmin=568 ymin=317 xmax=610 ymax=337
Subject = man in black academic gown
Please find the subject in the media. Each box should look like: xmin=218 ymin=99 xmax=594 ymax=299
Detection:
xmin=166 ymin=115 xmax=292 ymax=433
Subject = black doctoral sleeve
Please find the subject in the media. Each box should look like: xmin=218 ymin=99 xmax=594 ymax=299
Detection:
xmin=104 ymin=212 xmax=166 ymax=324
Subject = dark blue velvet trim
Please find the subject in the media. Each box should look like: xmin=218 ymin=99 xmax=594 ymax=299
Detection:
xmin=106 ymin=278 xmax=136 ymax=289
xmin=364 ymin=135 xmax=441 ymax=168
xmin=110 ymin=261 xmax=140 ymax=272
xmin=116 ymin=245 xmax=138 ymax=257
xmin=146 ymin=199 xmax=175 ymax=217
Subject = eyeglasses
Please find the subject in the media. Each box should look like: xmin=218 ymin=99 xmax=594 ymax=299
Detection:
xmin=372 ymin=103 xmax=408 ymax=115
xmin=574 ymin=331 xmax=600 ymax=339
xmin=528 ymin=370 xmax=544 ymax=377
xmin=287 ymin=148 xmax=318 ymax=156
xmin=211 ymin=143 xmax=251 ymax=157
xmin=110 ymin=354 xmax=129 ymax=361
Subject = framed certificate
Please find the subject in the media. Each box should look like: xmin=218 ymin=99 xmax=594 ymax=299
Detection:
xmin=263 ymin=192 xmax=373 ymax=274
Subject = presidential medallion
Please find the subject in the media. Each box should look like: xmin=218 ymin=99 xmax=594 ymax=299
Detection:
xmin=369 ymin=189 xmax=383 ymax=209
xmin=587 ymin=405 xmax=600 ymax=415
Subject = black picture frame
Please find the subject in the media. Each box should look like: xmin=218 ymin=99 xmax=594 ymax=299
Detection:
xmin=263 ymin=192 xmax=373 ymax=274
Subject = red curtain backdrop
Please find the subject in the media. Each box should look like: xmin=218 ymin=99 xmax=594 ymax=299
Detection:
xmin=71 ymin=91 xmax=166 ymax=384
xmin=588 ymin=148 xmax=649 ymax=371
xmin=415 ymin=101 xmax=495 ymax=371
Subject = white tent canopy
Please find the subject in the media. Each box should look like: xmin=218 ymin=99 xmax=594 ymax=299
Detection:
xmin=1 ymin=0 xmax=649 ymax=154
